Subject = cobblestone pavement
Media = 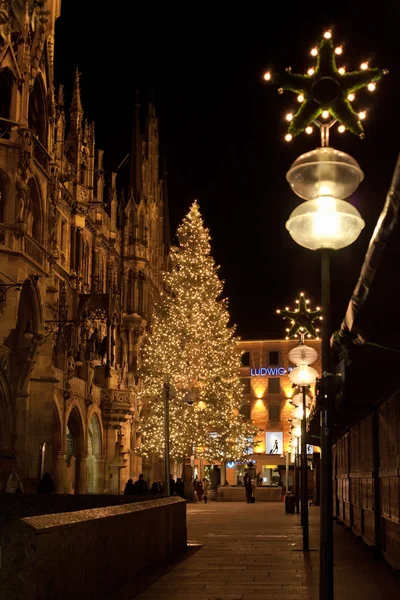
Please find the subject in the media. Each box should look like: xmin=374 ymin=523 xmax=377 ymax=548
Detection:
xmin=114 ymin=502 xmax=400 ymax=600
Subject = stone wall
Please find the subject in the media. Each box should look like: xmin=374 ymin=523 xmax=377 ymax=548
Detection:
xmin=1 ymin=497 xmax=187 ymax=600
xmin=0 ymin=493 xmax=153 ymax=527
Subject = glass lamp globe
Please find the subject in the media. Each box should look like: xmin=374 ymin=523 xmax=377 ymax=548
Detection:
xmin=292 ymin=405 xmax=311 ymax=420
xmin=288 ymin=344 xmax=318 ymax=366
xmin=286 ymin=147 xmax=364 ymax=200
xmin=289 ymin=364 xmax=319 ymax=386
xmin=291 ymin=393 xmax=311 ymax=407
xmin=286 ymin=196 xmax=365 ymax=251
xmin=292 ymin=426 xmax=302 ymax=438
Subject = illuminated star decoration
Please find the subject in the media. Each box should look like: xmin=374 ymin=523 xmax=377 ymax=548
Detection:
xmin=276 ymin=293 xmax=322 ymax=340
xmin=264 ymin=30 xmax=388 ymax=138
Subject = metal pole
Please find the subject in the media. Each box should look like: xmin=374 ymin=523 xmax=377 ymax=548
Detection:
xmin=296 ymin=437 xmax=300 ymax=514
xmin=286 ymin=447 xmax=290 ymax=493
xmin=163 ymin=383 xmax=171 ymax=496
xmin=319 ymin=249 xmax=333 ymax=600
xmin=302 ymin=386 xmax=310 ymax=551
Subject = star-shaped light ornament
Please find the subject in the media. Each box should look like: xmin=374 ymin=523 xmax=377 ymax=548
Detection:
xmin=264 ymin=30 xmax=388 ymax=139
xmin=277 ymin=293 xmax=322 ymax=340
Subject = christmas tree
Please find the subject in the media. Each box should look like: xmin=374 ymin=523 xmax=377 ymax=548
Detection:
xmin=138 ymin=201 xmax=258 ymax=462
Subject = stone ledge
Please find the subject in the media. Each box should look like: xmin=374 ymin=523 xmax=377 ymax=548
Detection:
xmin=22 ymin=496 xmax=184 ymax=531
xmin=2 ymin=496 xmax=187 ymax=600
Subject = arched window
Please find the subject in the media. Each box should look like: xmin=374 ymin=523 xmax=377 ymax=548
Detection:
xmin=83 ymin=240 xmax=90 ymax=285
xmin=27 ymin=178 xmax=42 ymax=243
xmin=138 ymin=271 xmax=145 ymax=314
xmin=126 ymin=270 xmax=136 ymax=314
xmin=0 ymin=170 xmax=8 ymax=226
xmin=0 ymin=68 xmax=13 ymax=123
xmin=138 ymin=213 xmax=144 ymax=243
xmin=128 ymin=210 xmax=136 ymax=244
xmin=28 ymin=77 xmax=47 ymax=148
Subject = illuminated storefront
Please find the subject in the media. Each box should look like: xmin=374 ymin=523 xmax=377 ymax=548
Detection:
xmin=234 ymin=338 xmax=322 ymax=487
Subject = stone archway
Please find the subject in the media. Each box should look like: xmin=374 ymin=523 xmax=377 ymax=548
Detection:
xmin=66 ymin=406 xmax=85 ymax=494
xmin=86 ymin=413 xmax=103 ymax=494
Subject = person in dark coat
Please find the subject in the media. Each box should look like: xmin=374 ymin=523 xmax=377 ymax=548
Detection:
xmin=124 ymin=478 xmax=135 ymax=495
xmin=245 ymin=477 xmax=253 ymax=503
xmin=150 ymin=482 xmax=160 ymax=495
xmin=134 ymin=474 xmax=149 ymax=495
xmin=37 ymin=472 xmax=55 ymax=494
xmin=175 ymin=477 xmax=185 ymax=498
xmin=169 ymin=474 xmax=176 ymax=495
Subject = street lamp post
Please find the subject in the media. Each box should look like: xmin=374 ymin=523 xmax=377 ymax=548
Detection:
xmin=286 ymin=142 xmax=364 ymax=594
xmin=264 ymin=29 xmax=387 ymax=598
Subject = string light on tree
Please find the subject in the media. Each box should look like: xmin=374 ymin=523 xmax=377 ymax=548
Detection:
xmin=138 ymin=201 xmax=258 ymax=462
xmin=263 ymin=30 xmax=388 ymax=139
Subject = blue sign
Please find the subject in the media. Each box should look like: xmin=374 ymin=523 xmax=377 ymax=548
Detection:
xmin=250 ymin=367 xmax=293 ymax=376
xmin=226 ymin=462 xmax=236 ymax=469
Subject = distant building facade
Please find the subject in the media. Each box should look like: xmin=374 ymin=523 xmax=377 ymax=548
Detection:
xmin=0 ymin=0 xmax=170 ymax=493
xmin=231 ymin=338 xmax=321 ymax=486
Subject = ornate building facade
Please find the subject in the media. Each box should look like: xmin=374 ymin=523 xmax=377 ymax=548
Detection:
xmin=0 ymin=0 xmax=170 ymax=493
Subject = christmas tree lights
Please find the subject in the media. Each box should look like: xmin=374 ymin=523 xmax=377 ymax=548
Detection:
xmin=138 ymin=201 xmax=258 ymax=462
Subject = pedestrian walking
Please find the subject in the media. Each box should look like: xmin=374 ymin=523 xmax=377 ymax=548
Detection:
xmin=202 ymin=477 xmax=209 ymax=503
xmin=124 ymin=478 xmax=135 ymax=495
xmin=176 ymin=477 xmax=185 ymax=498
xmin=251 ymin=478 xmax=256 ymax=503
xmin=245 ymin=477 xmax=252 ymax=503
xmin=133 ymin=474 xmax=149 ymax=495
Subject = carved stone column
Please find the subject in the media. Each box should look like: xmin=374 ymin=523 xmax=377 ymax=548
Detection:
xmin=53 ymin=451 xmax=67 ymax=494
xmin=75 ymin=454 xmax=88 ymax=494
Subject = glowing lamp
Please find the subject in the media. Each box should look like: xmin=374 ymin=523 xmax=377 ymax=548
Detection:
xmin=335 ymin=46 xmax=342 ymax=55
xmin=289 ymin=364 xmax=319 ymax=386
xmin=286 ymin=113 xmax=293 ymax=122
xmin=297 ymin=94 xmax=305 ymax=103
xmin=307 ymin=68 xmax=315 ymax=76
xmin=368 ymin=82 xmax=376 ymax=91
xmin=292 ymin=405 xmax=311 ymax=420
xmin=321 ymin=110 xmax=330 ymax=119
xmin=358 ymin=111 xmax=367 ymax=120
xmin=305 ymin=126 xmax=313 ymax=135
xmin=338 ymin=125 xmax=346 ymax=133
xmin=360 ymin=62 xmax=368 ymax=70
xmin=288 ymin=344 xmax=318 ymax=366
xmin=286 ymin=196 xmax=365 ymax=251
xmin=347 ymin=93 xmax=355 ymax=101
xmin=310 ymin=48 xmax=318 ymax=57
xmin=291 ymin=393 xmax=311 ymax=407
xmin=286 ymin=147 xmax=364 ymax=200
xmin=264 ymin=71 xmax=271 ymax=81
xmin=285 ymin=133 xmax=293 ymax=142
xmin=338 ymin=67 xmax=345 ymax=75
xmin=292 ymin=426 xmax=302 ymax=438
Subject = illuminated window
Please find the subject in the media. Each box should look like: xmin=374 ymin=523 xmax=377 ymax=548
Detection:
xmin=241 ymin=378 xmax=251 ymax=394
xmin=268 ymin=378 xmax=280 ymax=394
xmin=241 ymin=351 xmax=250 ymax=366
xmin=266 ymin=431 xmax=283 ymax=454
xmin=269 ymin=351 xmax=279 ymax=365
xmin=269 ymin=404 xmax=280 ymax=421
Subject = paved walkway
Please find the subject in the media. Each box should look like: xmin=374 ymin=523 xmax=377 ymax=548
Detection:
xmin=114 ymin=502 xmax=400 ymax=600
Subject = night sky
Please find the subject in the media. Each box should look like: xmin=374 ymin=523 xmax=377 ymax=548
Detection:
xmin=54 ymin=3 xmax=400 ymax=339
